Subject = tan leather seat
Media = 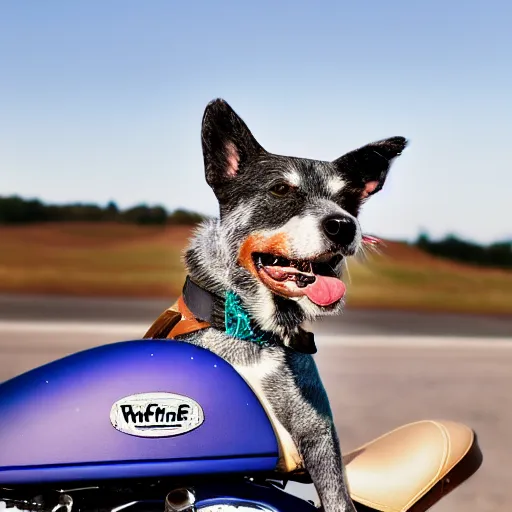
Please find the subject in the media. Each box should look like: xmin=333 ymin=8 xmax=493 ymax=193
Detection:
xmin=343 ymin=420 xmax=482 ymax=512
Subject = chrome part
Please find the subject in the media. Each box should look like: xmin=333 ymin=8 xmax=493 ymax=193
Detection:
xmin=281 ymin=481 xmax=320 ymax=507
xmin=111 ymin=502 xmax=139 ymax=512
xmin=2 ymin=480 xmax=301 ymax=512
xmin=0 ymin=493 xmax=44 ymax=512
xmin=165 ymin=488 xmax=196 ymax=512
xmin=56 ymin=487 xmax=99 ymax=493
xmin=51 ymin=494 xmax=72 ymax=512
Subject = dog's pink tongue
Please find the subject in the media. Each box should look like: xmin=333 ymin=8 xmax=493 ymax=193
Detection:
xmin=305 ymin=275 xmax=346 ymax=306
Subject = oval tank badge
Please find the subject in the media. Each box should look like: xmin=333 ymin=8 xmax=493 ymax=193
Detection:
xmin=110 ymin=392 xmax=204 ymax=438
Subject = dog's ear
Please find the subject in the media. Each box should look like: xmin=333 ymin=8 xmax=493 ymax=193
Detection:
xmin=333 ymin=137 xmax=408 ymax=199
xmin=201 ymin=99 xmax=265 ymax=191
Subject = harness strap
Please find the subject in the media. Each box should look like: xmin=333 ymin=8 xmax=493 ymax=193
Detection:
xmin=143 ymin=276 xmax=316 ymax=353
xmin=143 ymin=295 xmax=210 ymax=339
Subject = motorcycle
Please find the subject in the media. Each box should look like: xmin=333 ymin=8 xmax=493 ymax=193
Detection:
xmin=0 ymin=338 xmax=482 ymax=511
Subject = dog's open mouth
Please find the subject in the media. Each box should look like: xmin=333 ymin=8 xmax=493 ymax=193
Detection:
xmin=252 ymin=253 xmax=345 ymax=306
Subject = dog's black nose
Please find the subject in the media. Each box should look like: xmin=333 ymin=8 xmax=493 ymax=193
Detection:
xmin=322 ymin=215 xmax=357 ymax=248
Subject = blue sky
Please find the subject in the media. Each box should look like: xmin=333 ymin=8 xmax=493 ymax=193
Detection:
xmin=1 ymin=1 xmax=511 ymax=243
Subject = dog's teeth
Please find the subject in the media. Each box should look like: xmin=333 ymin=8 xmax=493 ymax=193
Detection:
xmin=296 ymin=273 xmax=316 ymax=285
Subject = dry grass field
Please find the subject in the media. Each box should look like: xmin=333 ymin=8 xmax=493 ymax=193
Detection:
xmin=1 ymin=222 xmax=512 ymax=315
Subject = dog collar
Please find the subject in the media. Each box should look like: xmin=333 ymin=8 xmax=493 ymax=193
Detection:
xmin=182 ymin=277 xmax=277 ymax=347
xmin=184 ymin=277 xmax=317 ymax=354
xmin=144 ymin=276 xmax=317 ymax=354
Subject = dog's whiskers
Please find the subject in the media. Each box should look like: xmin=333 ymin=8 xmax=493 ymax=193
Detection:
xmin=342 ymin=258 xmax=352 ymax=284
xmin=354 ymin=242 xmax=369 ymax=262
xmin=355 ymin=235 xmax=384 ymax=264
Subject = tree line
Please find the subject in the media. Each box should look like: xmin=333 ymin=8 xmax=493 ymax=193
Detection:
xmin=0 ymin=195 xmax=207 ymax=226
xmin=416 ymin=233 xmax=512 ymax=270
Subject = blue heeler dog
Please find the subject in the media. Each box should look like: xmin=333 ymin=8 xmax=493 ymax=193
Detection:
xmin=144 ymin=99 xmax=408 ymax=511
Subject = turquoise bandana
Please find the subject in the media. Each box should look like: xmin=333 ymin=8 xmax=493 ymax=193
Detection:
xmin=224 ymin=291 xmax=276 ymax=347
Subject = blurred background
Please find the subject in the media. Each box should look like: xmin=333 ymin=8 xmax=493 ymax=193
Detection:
xmin=1 ymin=2 xmax=511 ymax=511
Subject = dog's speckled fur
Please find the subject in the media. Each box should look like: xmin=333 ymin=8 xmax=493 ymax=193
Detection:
xmin=178 ymin=99 xmax=407 ymax=511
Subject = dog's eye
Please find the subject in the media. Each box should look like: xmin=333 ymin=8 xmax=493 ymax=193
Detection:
xmin=270 ymin=183 xmax=292 ymax=197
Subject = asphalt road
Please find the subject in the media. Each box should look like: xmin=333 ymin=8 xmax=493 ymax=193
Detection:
xmin=1 ymin=293 xmax=512 ymax=337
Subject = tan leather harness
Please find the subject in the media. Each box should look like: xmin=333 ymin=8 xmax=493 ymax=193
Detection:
xmin=143 ymin=295 xmax=211 ymax=340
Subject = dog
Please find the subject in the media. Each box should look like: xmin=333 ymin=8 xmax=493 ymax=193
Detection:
xmin=144 ymin=99 xmax=407 ymax=511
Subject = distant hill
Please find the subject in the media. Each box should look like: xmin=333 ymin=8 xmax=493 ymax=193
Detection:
xmin=0 ymin=195 xmax=207 ymax=226
xmin=0 ymin=222 xmax=511 ymax=314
